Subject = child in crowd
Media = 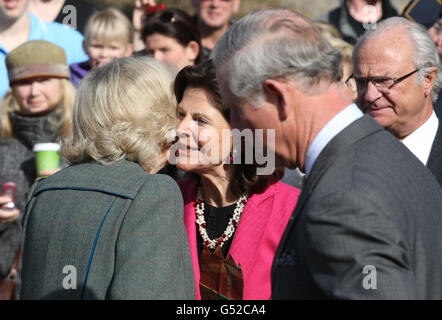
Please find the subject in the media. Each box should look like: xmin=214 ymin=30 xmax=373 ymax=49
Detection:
xmin=69 ymin=7 xmax=134 ymax=87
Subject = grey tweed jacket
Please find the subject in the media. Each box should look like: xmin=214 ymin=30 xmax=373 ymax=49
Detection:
xmin=20 ymin=159 xmax=195 ymax=300
xmin=272 ymin=115 xmax=442 ymax=299
xmin=0 ymin=111 xmax=60 ymax=281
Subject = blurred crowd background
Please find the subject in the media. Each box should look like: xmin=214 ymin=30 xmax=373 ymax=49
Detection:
xmin=89 ymin=0 xmax=409 ymax=20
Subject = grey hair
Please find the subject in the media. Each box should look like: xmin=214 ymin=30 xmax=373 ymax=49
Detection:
xmin=212 ymin=8 xmax=343 ymax=106
xmin=61 ymin=56 xmax=178 ymax=170
xmin=354 ymin=17 xmax=442 ymax=103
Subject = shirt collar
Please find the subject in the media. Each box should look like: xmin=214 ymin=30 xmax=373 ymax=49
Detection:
xmin=305 ymin=103 xmax=363 ymax=177
xmin=401 ymin=111 xmax=439 ymax=165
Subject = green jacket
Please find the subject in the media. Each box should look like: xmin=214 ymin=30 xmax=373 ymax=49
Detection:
xmin=20 ymin=159 xmax=195 ymax=300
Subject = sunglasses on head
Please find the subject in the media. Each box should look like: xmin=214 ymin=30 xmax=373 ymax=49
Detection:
xmin=159 ymin=11 xmax=177 ymax=23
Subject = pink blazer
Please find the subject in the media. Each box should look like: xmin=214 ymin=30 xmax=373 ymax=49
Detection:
xmin=178 ymin=178 xmax=301 ymax=300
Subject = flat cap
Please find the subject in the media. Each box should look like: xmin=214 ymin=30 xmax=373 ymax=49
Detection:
xmin=6 ymin=40 xmax=70 ymax=85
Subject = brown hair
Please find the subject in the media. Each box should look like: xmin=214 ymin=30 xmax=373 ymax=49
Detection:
xmin=141 ymin=8 xmax=203 ymax=65
xmin=174 ymin=60 xmax=284 ymax=197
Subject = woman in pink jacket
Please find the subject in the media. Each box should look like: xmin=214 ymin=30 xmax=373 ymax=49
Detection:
xmin=172 ymin=60 xmax=301 ymax=300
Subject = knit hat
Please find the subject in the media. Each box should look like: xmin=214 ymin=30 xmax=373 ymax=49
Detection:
xmin=401 ymin=0 xmax=442 ymax=29
xmin=6 ymin=40 xmax=70 ymax=85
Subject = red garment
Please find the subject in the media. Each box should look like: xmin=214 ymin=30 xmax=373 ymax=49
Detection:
xmin=178 ymin=178 xmax=300 ymax=300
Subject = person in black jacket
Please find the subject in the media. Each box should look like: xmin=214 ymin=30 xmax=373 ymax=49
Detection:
xmin=317 ymin=0 xmax=398 ymax=44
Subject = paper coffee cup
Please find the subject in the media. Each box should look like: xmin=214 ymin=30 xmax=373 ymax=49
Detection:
xmin=33 ymin=143 xmax=60 ymax=177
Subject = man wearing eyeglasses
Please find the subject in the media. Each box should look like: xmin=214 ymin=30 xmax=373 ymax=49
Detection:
xmin=214 ymin=8 xmax=442 ymax=299
xmin=349 ymin=17 xmax=442 ymax=187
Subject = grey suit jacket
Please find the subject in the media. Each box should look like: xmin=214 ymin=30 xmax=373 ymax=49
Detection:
xmin=272 ymin=115 xmax=442 ymax=299
xmin=428 ymin=122 xmax=442 ymax=187
xmin=20 ymin=159 xmax=195 ymax=300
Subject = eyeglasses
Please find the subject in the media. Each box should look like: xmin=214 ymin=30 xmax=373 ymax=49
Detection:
xmin=345 ymin=69 xmax=420 ymax=92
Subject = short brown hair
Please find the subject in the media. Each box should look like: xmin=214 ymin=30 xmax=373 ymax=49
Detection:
xmin=142 ymin=8 xmax=203 ymax=65
xmin=174 ymin=60 xmax=284 ymax=197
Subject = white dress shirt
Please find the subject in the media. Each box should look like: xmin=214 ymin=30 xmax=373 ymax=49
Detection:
xmin=305 ymin=104 xmax=364 ymax=177
xmin=401 ymin=111 xmax=439 ymax=165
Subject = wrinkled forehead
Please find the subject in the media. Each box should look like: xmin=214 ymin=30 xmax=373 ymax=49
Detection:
xmin=354 ymin=30 xmax=416 ymax=74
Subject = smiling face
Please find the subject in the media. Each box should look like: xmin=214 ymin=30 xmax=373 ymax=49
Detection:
xmin=175 ymin=87 xmax=232 ymax=174
xmin=12 ymin=77 xmax=63 ymax=116
xmin=354 ymin=30 xmax=434 ymax=139
xmin=193 ymin=0 xmax=239 ymax=29
xmin=86 ymin=38 xmax=133 ymax=69
xmin=145 ymin=33 xmax=198 ymax=70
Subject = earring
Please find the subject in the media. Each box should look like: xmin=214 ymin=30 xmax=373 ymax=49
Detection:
xmin=230 ymin=147 xmax=238 ymax=164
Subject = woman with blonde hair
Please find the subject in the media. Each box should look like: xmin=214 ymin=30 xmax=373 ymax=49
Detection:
xmin=20 ymin=56 xmax=195 ymax=300
xmin=0 ymin=40 xmax=75 ymax=297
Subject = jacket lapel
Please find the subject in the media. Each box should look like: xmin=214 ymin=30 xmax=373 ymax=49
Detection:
xmin=427 ymin=121 xmax=442 ymax=185
xmin=228 ymin=184 xmax=277 ymax=268
xmin=272 ymin=115 xmax=384 ymax=283
xmin=179 ymin=179 xmax=202 ymax=299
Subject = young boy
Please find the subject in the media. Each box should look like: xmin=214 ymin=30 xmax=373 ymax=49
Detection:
xmin=70 ymin=8 xmax=134 ymax=87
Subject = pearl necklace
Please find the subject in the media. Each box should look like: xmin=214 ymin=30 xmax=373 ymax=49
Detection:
xmin=195 ymin=186 xmax=248 ymax=250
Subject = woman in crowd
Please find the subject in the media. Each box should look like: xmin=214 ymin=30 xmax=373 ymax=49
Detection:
xmin=20 ymin=56 xmax=195 ymax=300
xmin=140 ymin=8 xmax=203 ymax=70
xmin=138 ymin=7 xmax=203 ymax=180
xmin=0 ymin=40 xmax=75 ymax=296
xmin=172 ymin=61 xmax=301 ymax=300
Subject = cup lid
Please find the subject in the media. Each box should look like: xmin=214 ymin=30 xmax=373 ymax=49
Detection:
xmin=33 ymin=143 xmax=60 ymax=152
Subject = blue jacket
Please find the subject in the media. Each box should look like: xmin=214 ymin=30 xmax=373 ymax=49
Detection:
xmin=0 ymin=12 xmax=88 ymax=98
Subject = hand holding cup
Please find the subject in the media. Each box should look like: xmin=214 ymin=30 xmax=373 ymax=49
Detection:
xmin=33 ymin=143 xmax=61 ymax=178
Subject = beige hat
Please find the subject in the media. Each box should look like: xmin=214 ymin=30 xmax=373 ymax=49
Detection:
xmin=6 ymin=40 xmax=70 ymax=85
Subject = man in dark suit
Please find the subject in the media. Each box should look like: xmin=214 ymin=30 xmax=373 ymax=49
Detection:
xmin=350 ymin=17 xmax=442 ymax=186
xmin=213 ymin=8 xmax=442 ymax=299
